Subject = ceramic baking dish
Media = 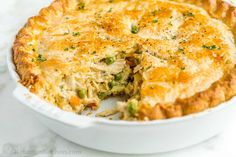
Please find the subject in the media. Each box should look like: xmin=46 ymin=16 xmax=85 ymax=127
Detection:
xmin=7 ymin=44 xmax=236 ymax=154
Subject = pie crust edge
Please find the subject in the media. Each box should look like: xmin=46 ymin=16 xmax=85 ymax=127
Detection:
xmin=12 ymin=0 xmax=236 ymax=120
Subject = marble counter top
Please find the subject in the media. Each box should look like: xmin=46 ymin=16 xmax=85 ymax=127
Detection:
xmin=1 ymin=0 xmax=236 ymax=156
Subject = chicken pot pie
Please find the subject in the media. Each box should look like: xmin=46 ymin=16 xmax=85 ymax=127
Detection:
xmin=13 ymin=0 xmax=236 ymax=120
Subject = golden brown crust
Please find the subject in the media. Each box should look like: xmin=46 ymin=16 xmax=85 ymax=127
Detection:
xmin=13 ymin=0 xmax=236 ymax=120
xmin=139 ymin=67 xmax=236 ymax=120
xmin=174 ymin=0 xmax=236 ymax=40
xmin=13 ymin=0 xmax=75 ymax=94
xmin=136 ymin=0 xmax=236 ymax=120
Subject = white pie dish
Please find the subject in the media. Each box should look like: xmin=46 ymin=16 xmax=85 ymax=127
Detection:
xmin=7 ymin=44 xmax=236 ymax=154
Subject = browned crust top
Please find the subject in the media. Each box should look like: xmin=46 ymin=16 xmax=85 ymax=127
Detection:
xmin=13 ymin=0 xmax=236 ymax=120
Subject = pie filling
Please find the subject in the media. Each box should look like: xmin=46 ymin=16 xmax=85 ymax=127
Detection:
xmin=14 ymin=0 xmax=236 ymax=120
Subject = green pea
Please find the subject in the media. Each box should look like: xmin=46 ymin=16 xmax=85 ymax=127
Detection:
xmin=152 ymin=19 xmax=158 ymax=23
xmin=108 ymin=81 xmax=117 ymax=89
xmin=105 ymin=57 xmax=115 ymax=65
xmin=72 ymin=32 xmax=80 ymax=36
xmin=98 ymin=92 xmax=107 ymax=100
xmin=114 ymin=73 xmax=122 ymax=81
xmin=37 ymin=54 xmax=47 ymax=62
xmin=78 ymin=2 xmax=85 ymax=10
xmin=127 ymin=102 xmax=138 ymax=115
xmin=77 ymin=89 xmax=87 ymax=99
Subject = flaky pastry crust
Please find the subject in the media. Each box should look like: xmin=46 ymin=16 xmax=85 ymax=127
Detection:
xmin=13 ymin=0 xmax=236 ymax=120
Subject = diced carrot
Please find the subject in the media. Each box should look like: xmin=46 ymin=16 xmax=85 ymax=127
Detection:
xmin=69 ymin=96 xmax=81 ymax=109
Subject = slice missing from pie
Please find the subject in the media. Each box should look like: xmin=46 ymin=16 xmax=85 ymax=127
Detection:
xmin=13 ymin=0 xmax=236 ymax=120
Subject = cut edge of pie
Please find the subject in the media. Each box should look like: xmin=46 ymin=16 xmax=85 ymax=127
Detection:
xmin=13 ymin=0 xmax=236 ymax=120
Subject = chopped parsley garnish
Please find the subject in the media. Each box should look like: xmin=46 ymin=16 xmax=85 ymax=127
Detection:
xmin=202 ymin=45 xmax=221 ymax=50
xmin=152 ymin=19 xmax=158 ymax=23
xmin=92 ymin=51 xmax=96 ymax=54
xmin=72 ymin=32 xmax=80 ymax=37
xmin=64 ymin=32 xmax=69 ymax=35
xmin=172 ymin=35 xmax=177 ymax=40
xmin=78 ymin=2 xmax=85 ymax=10
xmin=151 ymin=10 xmax=158 ymax=16
xmin=64 ymin=47 xmax=69 ymax=51
xmin=32 ymin=48 xmax=36 ymax=52
xmin=145 ymin=65 xmax=152 ymax=71
xmin=181 ymin=67 xmax=186 ymax=70
xmin=183 ymin=12 xmax=194 ymax=17
xmin=104 ymin=57 xmax=115 ymax=65
xmin=70 ymin=45 xmax=76 ymax=50
xmin=131 ymin=25 xmax=139 ymax=34
xmin=108 ymin=8 xmax=112 ymax=13
xmin=37 ymin=54 xmax=47 ymax=62
xmin=109 ymin=0 xmax=114 ymax=3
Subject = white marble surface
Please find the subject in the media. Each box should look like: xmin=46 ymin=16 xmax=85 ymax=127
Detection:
xmin=1 ymin=0 xmax=236 ymax=156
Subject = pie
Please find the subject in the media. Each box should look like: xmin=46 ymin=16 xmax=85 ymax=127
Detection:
xmin=13 ymin=0 xmax=236 ymax=120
